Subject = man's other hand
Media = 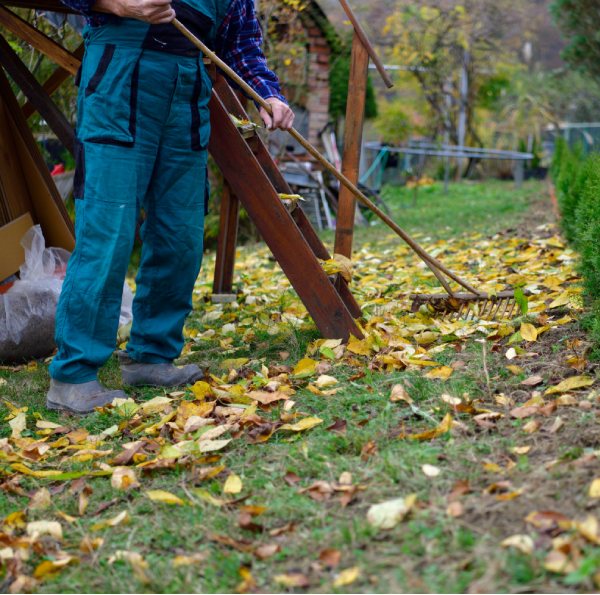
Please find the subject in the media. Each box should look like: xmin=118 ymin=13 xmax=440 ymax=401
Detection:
xmin=95 ymin=0 xmax=176 ymax=24
xmin=259 ymin=98 xmax=295 ymax=131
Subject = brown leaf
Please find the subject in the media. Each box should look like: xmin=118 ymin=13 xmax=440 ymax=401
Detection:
xmin=390 ymin=384 xmax=413 ymax=404
xmin=269 ymin=522 xmax=296 ymax=537
xmin=284 ymin=472 xmax=301 ymax=486
xmin=319 ymin=548 xmax=342 ymax=568
xmin=247 ymin=390 xmax=289 ymax=406
xmin=300 ymin=481 xmax=335 ymax=501
xmin=253 ymin=543 xmax=280 ymax=560
xmin=209 ymin=533 xmax=254 ymax=553
xmin=360 ymin=440 xmax=377 ymax=461
xmin=238 ymin=512 xmax=264 ymax=533
xmin=326 ymin=418 xmax=347 ymax=434
xmin=525 ymin=510 xmax=572 ymax=533
xmin=510 ymin=406 xmax=539 ymax=419
xmin=521 ymin=375 xmax=543 ymax=387
xmin=449 ymin=480 xmax=471 ymax=500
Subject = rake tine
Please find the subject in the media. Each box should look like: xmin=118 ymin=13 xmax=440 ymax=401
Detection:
xmin=481 ymin=299 xmax=495 ymax=320
xmin=489 ymin=299 xmax=501 ymax=319
xmin=507 ymin=300 xmax=517 ymax=319
xmin=499 ymin=299 xmax=512 ymax=320
xmin=490 ymin=299 xmax=504 ymax=320
xmin=497 ymin=299 xmax=508 ymax=319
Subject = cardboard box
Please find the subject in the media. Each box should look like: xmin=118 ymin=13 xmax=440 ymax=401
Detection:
xmin=0 ymin=211 xmax=34 ymax=281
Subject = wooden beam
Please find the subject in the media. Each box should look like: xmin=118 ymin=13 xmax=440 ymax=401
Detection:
xmin=0 ymin=68 xmax=74 ymax=249
xmin=212 ymin=182 xmax=240 ymax=296
xmin=22 ymin=42 xmax=83 ymax=119
xmin=0 ymin=7 xmax=80 ymax=75
xmin=333 ymin=32 xmax=369 ymax=258
xmin=0 ymin=34 xmax=75 ymax=154
xmin=2 ymin=1 xmax=72 ymax=12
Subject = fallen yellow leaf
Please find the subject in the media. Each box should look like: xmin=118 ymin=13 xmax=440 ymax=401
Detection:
xmin=589 ymin=479 xmax=600 ymax=499
xmin=520 ymin=323 xmax=538 ymax=342
xmin=333 ymin=566 xmax=361 ymax=587
xmin=425 ymin=366 xmax=453 ymax=380
xmin=146 ymin=490 xmax=186 ymax=506
xmin=279 ymin=417 xmax=323 ymax=432
xmin=223 ymin=474 xmax=242 ymax=495
xmin=292 ymin=358 xmax=318 ymax=378
xmin=545 ymin=375 xmax=594 ymax=395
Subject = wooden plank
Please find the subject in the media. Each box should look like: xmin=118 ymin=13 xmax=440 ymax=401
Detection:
xmin=208 ymin=88 xmax=361 ymax=340
xmin=2 ymin=1 xmax=71 ymax=11
xmin=0 ymin=33 xmax=75 ymax=155
xmin=333 ymin=32 xmax=369 ymax=259
xmin=22 ymin=43 xmax=83 ymax=119
xmin=0 ymin=97 xmax=33 ymax=222
xmin=0 ymin=7 xmax=80 ymax=75
xmin=0 ymin=68 xmax=74 ymax=250
xmin=212 ymin=181 xmax=240 ymax=296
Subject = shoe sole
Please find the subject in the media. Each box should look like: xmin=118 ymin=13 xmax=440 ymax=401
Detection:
xmin=46 ymin=400 xmax=92 ymax=415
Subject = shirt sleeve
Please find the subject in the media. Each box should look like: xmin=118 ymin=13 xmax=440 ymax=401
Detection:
xmin=59 ymin=0 xmax=97 ymax=15
xmin=216 ymin=0 xmax=286 ymax=103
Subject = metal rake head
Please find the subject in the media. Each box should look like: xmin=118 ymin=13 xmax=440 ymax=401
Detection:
xmin=410 ymin=290 xmax=525 ymax=321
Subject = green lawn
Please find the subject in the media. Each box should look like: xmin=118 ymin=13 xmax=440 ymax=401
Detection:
xmin=1 ymin=179 xmax=598 ymax=594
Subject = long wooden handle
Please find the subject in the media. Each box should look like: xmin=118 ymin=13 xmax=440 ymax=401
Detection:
xmin=172 ymin=19 xmax=481 ymax=296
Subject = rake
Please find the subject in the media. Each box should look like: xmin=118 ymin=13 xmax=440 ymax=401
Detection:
xmin=172 ymin=19 xmax=523 ymax=322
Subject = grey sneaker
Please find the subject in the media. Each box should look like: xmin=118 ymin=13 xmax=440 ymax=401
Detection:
xmin=118 ymin=352 xmax=203 ymax=387
xmin=46 ymin=379 xmax=126 ymax=414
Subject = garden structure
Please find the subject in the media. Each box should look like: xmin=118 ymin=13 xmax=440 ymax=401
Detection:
xmin=0 ymin=0 xmax=391 ymax=341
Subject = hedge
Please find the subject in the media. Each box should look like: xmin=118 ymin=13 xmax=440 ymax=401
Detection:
xmin=553 ymin=139 xmax=600 ymax=348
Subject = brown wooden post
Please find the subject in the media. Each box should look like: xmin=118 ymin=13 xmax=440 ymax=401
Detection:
xmin=212 ymin=182 xmax=240 ymax=300
xmin=333 ymin=32 xmax=369 ymax=258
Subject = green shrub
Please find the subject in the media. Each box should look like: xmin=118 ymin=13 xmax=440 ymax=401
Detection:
xmin=556 ymin=143 xmax=584 ymax=243
xmin=552 ymin=144 xmax=600 ymax=355
xmin=551 ymin=137 xmax=567 ymax=181
xmin=574 ymin=154 xmax=600 ymax=299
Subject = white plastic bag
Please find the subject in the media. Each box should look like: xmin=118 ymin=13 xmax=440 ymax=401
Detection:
xmin=0 ymin=226 xmax=69 ymax=362
xmin=0 ymin=226 xmax=133 ymax=363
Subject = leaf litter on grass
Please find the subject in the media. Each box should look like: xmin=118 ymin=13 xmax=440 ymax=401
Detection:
xmin=1 ymin=222 xmax=599 ymax=592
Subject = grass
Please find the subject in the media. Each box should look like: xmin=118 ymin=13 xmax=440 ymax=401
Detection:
xmin=320 ymin=179 xmax=541 ymax=246
xmin=1 ymin=179 xmax=599 ymax=594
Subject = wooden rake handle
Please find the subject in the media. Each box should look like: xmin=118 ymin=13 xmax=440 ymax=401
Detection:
xmin=171 ymin=18 xmax=481 ymax=297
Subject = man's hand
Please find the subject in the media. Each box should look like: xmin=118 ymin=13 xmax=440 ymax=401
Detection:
xmin=259 ymin=98 xmax=295 ymax=131
xmin=94 ymin=0 xmax=175 ymax=24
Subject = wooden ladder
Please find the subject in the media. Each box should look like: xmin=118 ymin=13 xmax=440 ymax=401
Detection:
xmin=208 ymin=74 xmax=363 ymax=340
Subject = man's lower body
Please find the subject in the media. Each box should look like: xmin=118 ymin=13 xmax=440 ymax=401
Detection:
xmin=48 ymin=30 xmax=212 ymax=414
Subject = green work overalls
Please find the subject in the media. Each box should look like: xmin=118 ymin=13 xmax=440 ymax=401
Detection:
xmin=50 ymin=1 xmax=232 ymax=383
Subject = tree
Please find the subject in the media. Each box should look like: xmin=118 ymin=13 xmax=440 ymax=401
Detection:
xmin=551 ymin=0 xmax=600 ymax=79
xmin=380 ymin=1 xmax=531 ymax=147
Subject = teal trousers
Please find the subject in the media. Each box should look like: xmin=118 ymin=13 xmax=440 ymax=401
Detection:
xmin=50 ymin=22 xmax=211 ymax=383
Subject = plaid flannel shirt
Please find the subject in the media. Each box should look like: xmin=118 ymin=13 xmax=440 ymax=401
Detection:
xmin=59 ymin=0 xmax=284 ymax=101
